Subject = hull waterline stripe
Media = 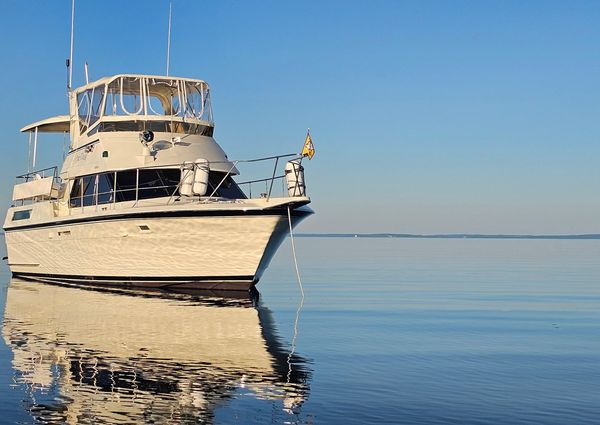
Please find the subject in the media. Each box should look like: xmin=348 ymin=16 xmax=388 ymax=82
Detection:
xmin=3 ymin=207 xmax=312 ymax=232
xmin=13 ymin=271 xmax=257 ymax=283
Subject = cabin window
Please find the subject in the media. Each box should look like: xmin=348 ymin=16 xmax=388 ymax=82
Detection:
xmin=95 ymin=121 xmax=214 ymax=136
xmin=97 ymin=173 xmax=115 ymax=204
xmin=12 ymin=210 xmax=31 ymax=221
xmin=68 ymin=168 xmax=240 ymax=209
xmin=69 ymin=176 xmax=96 ymax=207
xmin=115 ymin=170 xmax=137 ymax=202
xmin=82 ymin=175 xmax=96 ymax=207
xmin=207 ymin=172 xmax=246 ymax=199
xmin=138 ymin=169 xmax=180 ymax=200
xmin=69 ymin=178 xmax=82 ymax=207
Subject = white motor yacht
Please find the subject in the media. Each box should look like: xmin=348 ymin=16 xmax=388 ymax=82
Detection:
xmin=3 ymin=74 xmax=313 ymax=290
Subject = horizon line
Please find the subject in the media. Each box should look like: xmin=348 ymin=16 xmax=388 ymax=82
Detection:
xmin=294 ymin=233 xmax=600 ymax=240
xmin=0 ymin=232 xmax=598 ymax=240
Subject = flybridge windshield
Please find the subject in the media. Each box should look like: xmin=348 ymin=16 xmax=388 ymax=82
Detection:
xmin=77 ymin=76 xmax=213 ymax=134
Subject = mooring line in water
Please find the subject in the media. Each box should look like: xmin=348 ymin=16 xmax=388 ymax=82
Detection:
xmin=287 ymin=206 xmax=305 ymax=299
xmin=286 ymin=205 xmax=305 ymax=386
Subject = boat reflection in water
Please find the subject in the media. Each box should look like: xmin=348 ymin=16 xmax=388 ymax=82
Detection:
xmin=2 ymin=279 xmax=310 ymax=424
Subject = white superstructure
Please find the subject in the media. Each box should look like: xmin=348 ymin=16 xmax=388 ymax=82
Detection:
xmin=3 ymin=74 xmax=312 ymax=290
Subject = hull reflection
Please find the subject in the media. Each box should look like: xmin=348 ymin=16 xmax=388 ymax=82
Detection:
xmin=2 ymin=278 xmax=310 ymax=424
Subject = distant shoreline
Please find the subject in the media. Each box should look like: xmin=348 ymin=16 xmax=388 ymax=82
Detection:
xmin=0 ymin=232 xmax=598 ymax=240
xmin=295 ymin=233 xmax=600 ymax=240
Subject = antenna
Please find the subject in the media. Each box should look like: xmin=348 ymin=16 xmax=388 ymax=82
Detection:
xmin=84 ymin=62 xmax=89 ymax=84
xmin=33 ymin=127 xmax=38 ymax=169
xmin=67 ymin=0 xmax=75 ymax=90
xmin=166 ymin=0 xmax=172 ymax=76
xmin=27 ymin=132 xmax=32 ymax=173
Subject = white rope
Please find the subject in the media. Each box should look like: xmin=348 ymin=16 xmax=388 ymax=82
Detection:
xmin=287 ymin=205 xmax=304 ymax=299
xmin=286 ymin=205 xmax=304 ymax=384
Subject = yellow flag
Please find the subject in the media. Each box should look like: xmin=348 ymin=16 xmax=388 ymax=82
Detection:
xmin=301 ymin=131 xmax=315 ymax=159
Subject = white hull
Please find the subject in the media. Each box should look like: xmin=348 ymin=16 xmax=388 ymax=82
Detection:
xmin=6 ymin=73 xmax=314 ymax=291
xmin=5 ymin=202 xmax=311 ymax=290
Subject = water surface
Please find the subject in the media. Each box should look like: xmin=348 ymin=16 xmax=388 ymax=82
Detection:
xmin=1 ymin=237 xmax=599 ymax=424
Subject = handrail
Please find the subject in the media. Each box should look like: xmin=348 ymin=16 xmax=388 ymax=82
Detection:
xmin=13 ymin=166 xmax=61 ymax=206
xmin=130 ymin=152 xmax=301 ymax=170
xmin=16 ymin=166 xmax=59 ymax=181
xmin=237 ymin=174 xmax=286 ymax=185
xmin=206 ymin=160 xmax=239 ymax=200
xmin=239 ymin=153 xmax=298 ymax=163
xmin=266 ymin=157 xmax=279 ymax=201
xmin=13 ymin=152 xmax=306 ymax=208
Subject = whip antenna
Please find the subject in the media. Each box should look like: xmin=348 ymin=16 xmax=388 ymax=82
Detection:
xmin=166 ymin=0 xmax=172 ymax=76
xmin=67 ymin=0 xmax=75 ymax=90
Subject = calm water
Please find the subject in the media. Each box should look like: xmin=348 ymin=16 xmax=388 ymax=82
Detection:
xmin=0 ymin=237 xmax=599 ymax=424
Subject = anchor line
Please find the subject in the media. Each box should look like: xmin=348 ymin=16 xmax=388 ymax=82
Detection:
xmin=286 ymin=205 xmax=305 ymax=386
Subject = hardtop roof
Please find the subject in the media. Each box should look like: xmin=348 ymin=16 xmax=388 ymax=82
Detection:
xmin=73 ymin=74 xmax=208 ymax=94
xmin=20 ymin=115 xmax=70 ymax=133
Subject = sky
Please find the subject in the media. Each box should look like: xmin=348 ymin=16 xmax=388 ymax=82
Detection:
xmin=0 ymin=0 xmax=598 ymax=234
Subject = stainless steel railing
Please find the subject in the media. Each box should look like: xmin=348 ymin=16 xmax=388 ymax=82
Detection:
xmin=41 ymin=152 xmax=307 ymax=213
xmin=16 ymin=166 xmax=59 ymax=183
xmin=13 ymin=166 xmax=61 ymax=206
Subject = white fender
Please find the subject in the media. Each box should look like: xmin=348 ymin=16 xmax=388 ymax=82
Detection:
xmin=193 ymin=158 xmax=210 ymax=196
xmin=284 ymin=160 xmax=305 ymax=197
xmin=180 ymin=161 xmax=194 ymax=196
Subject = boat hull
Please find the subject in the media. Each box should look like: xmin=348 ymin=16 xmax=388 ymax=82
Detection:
xmin=5 ymin=209 xmax=310 ymax=290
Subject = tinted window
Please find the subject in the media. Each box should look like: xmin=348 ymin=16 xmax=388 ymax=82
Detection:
xmin=12 ymin=210 xmax=31 ymax=221
xmin=97 ymin=121 xmax=213 ymax=136
xmin=115 ymin=170 xmax=137 ymax=202
xmin=138 ymin=169 xmax=180 ymax=200
xmin=70 ymin=178 xmax=82 ymax=207
xmin=67 ymin=169 xmax=184 ymax=208
xmin=207 ymin=172 xmax=246 ymax=199
xmin=82 ymin=175 xmax=96 ymax=207
xmin=97 ymin=173 xmax=115 ymax=204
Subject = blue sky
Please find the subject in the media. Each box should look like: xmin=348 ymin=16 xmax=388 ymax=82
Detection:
xmin=1 ymin=0 xmax=599 ymax=234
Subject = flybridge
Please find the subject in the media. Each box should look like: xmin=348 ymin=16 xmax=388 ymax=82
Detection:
xmin=16 ymin=74 xmax=214 ymax=167
xmin=19 ymin=74 xmax=216 ymax=155
xmin=21 ymin=75 xmax=214 ymax=135
xmin=72 ymin=74 xmax=214 ymax=135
